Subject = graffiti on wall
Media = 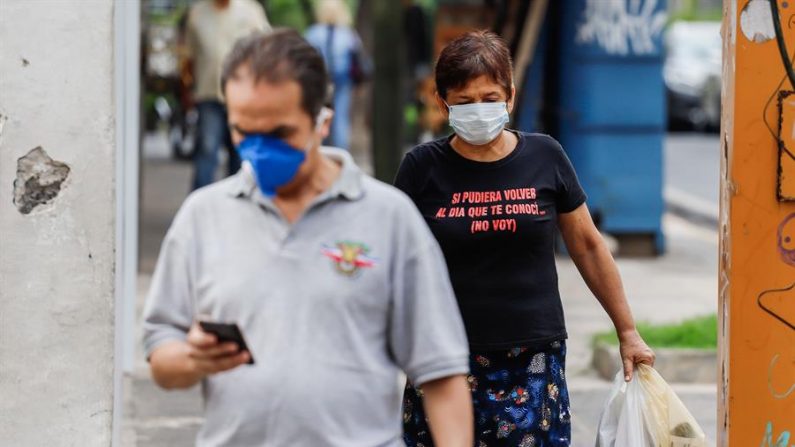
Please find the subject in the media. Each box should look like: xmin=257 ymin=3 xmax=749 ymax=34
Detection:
xmin=757 ymin=213 xmax=795 ymax=331
xmin=576 ymin=0 xmax=667 ymax=56
xmin=767 ymin=354 xmax=795 ymax=400
xmin=756 ymin=213 xmax=795 ymax=445
xmin=777 ymin=92 xmax=795 ymax=201
xmin=760 ymin=421 xmax=792 ymax=447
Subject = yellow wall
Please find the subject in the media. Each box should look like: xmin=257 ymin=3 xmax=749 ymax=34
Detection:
xmin=721 ymin=0 xmax=795 ymax=445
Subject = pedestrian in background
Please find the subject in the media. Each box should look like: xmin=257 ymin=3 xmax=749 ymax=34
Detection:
xmin=143 ymin=29 xmax=473 ymax=446
xmin=395 ymin=31 xmax=656 ymax=446
xmin=183 ymin=0 xmax=270 ymax=190
xmin=305 ymin=0 xmax=370 ymax=150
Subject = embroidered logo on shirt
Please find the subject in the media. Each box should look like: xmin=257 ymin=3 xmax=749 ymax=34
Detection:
xmin=321 ymin=241 xmax=377 ymax=276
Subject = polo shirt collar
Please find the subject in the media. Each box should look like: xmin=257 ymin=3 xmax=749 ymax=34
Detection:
xmin=225 ymin=146 xmax=365 ymax=202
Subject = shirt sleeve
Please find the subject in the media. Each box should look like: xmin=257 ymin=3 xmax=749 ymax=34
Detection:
xmin=141 ymin=229 xmax=195 ymax=360
xmin=393 ymin=152 xmax=418 ymax=201
xmin=303 ymin=25 xmax=320 ymax=49
xmin=252 ymin=2 xmax=271 ymax=32
xmin=388 ymin=202 xmax=470 ymax=386
xmin=551 ymin=138 xmax=587 ymax=213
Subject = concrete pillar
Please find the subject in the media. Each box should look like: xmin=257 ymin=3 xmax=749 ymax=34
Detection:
xmin=720 ymin=0 xmax=795 ymax=444
xmin=0 ymin=1 xmax=116 ymax=445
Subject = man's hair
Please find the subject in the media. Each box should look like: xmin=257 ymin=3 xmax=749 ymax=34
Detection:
xmin=435 ymin=30 xmax=513 ymax=101
xmin=221 ymin=28 xmax=329 ymax=119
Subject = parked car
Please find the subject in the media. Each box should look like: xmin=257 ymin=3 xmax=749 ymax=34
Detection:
xmin=664 ymin=21 xmax=722 ymax=132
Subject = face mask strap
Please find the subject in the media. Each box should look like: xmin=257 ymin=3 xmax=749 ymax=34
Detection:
xmin=305 ymin=106 xmax=333 ymax=151
xmin=316 ymin=107 xmax=332 ymax=130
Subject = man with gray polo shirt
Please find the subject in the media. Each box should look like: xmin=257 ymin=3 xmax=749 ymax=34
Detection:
xmin=142 ymin=29 xmax=473 ymax=446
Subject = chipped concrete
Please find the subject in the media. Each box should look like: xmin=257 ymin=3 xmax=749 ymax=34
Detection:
xmin=13 ymin=147 xmax=70 ymax=214
xmin=740 ymin=0 xmax=776 ymax=43
xmin=0 ymin=1 xmax=116 ymax=445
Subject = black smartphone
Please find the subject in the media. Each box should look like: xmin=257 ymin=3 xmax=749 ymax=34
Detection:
xmin=198 ymin=321 xmax=255 ymax=364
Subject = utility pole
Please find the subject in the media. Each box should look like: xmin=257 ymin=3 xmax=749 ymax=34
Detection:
xmin=372 ymin=0 xmax=405 ymax=182
xmin=719 ymin=1 xmax=795 ymax=444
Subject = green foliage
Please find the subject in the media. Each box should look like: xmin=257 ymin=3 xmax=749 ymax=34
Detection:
xmin=265 ymin=0 xmax=312 ymax=31
xmin=264 ymin=0 xmax=359 ymax=32
xmin=147 ymin=0 xmax=192 ymax=26
xmin=593 ymin=314 xmax=718 ymax=349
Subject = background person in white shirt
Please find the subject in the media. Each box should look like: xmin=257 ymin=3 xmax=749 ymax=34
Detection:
xmin=182 ymin=0 xmax=270 ymax=190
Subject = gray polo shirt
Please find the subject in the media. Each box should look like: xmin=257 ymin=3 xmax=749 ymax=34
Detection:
xmin=142 ymin=148 xmax=469 ymax=447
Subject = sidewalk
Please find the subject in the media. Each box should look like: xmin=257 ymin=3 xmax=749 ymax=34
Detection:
xmin=560 ymin=213 xmax=718 ymax=444
xmin=124 ymin=132 xmax=718 ymax=446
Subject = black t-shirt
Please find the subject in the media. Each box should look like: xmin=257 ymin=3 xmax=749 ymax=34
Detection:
xmin=394 ymin=131 xmax=587 ymax=350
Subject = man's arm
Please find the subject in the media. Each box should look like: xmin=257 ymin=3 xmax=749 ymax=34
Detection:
xmin=387 ymin=197 xmax=473 ymax=444
xmin=421 ymin=375 xmax=473 ymax=447
xmin=141 ymin=201 xmax=253 ymax=389
xmin=149 ymin=322 xmax=251 ymax=389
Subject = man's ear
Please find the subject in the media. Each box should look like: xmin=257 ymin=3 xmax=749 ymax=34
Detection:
xmin=435 ymin=92 xmax=449 ymax=120
xmin=508 ymin=83 xmax=516 ymax=114
xmin=318 ymin=107 xmax=334 ymax=141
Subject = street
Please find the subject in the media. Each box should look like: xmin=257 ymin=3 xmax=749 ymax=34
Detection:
xmin=124 ymin=131 xmax=721 ymax=447
xmin=665 ymin=132 xmax=721 ymax=223
xmin=4 ymin=0 xmax=785 ymax=444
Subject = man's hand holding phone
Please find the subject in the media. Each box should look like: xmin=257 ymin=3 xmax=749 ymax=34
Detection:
xmin=187 ymin=322 xmax=251 ymax=376
xmin=149 ymin=320 xmax=254 ymax=389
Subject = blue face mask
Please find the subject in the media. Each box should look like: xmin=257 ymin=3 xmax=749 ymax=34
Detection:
xmin=236 ymin=109 xmax=330 ymax=197
xmin=236 ymin=135 xmax=307 ymax=197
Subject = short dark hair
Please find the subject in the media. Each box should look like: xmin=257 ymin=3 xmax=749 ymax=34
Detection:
xmin=435 ymin=30 xmax=513 ymax=101
xmin=221 ymin=28 xmax=328 ymax=119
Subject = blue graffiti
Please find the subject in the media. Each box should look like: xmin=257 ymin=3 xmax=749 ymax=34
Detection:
xmin=760 ymin=421 xmax=792 ymax=447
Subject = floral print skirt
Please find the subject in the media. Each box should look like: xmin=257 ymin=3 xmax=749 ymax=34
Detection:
xmin=403 ymin=341 xmax=571 ymax=447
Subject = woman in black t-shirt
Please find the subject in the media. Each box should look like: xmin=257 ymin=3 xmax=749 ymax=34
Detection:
xmin=395 ymin=31 xmax=655 ymax=447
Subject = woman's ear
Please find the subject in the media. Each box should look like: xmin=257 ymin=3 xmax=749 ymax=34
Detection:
xmin=435 ymin=92 xmax=449 ymax=120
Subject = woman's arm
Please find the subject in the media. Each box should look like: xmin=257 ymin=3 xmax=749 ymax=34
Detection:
xmin=558 ymin=203 xmax=655 ymax=381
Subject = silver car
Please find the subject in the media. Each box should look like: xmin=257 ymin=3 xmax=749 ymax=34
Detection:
xmin=664 ymin=21 xmax=722 ymax=132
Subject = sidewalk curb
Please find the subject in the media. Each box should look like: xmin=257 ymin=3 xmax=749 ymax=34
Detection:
xmin=592 ymin=342 xmax=717 ymax=384
xmin=665 ymin=187 xmax=719 ymax=228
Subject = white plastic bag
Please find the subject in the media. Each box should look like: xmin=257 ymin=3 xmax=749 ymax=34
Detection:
xmin=595 ymin=364 xmax=707 ymax=447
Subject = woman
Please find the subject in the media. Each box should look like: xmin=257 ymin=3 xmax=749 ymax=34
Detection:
xmin=395 ymin=31 xmax=655 ymax=446
xmin=305 ymin=0 xmax=368 ymax=150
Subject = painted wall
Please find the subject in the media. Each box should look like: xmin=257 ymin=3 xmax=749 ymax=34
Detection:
xmin=0 ymin=1 xmax=116 ymax=445
xmin=720 ymin=0 xmax=795 ymax=445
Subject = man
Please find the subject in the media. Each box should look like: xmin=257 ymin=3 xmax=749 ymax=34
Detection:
xmin=182 ymin=0 xmax=270 ymax=189
xmin=143 ymin=29 xmax=473 ymax=446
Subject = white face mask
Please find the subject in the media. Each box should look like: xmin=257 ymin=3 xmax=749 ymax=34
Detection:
xmin=445 ymin=101 xmax=509 ymax=146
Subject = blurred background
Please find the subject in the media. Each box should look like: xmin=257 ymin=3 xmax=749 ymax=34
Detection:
xmin=125 ymin=0 xmax=724 ymax=445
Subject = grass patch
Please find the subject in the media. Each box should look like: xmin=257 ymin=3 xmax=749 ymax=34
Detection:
xmin=668 ymin=8 xmax=722 ymax=23
xmin=593 ymin=314 xmax=717 ymax=350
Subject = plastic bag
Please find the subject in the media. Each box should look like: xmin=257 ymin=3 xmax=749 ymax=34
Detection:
xmin=595 ymin=364 xmax=707 ymax=447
